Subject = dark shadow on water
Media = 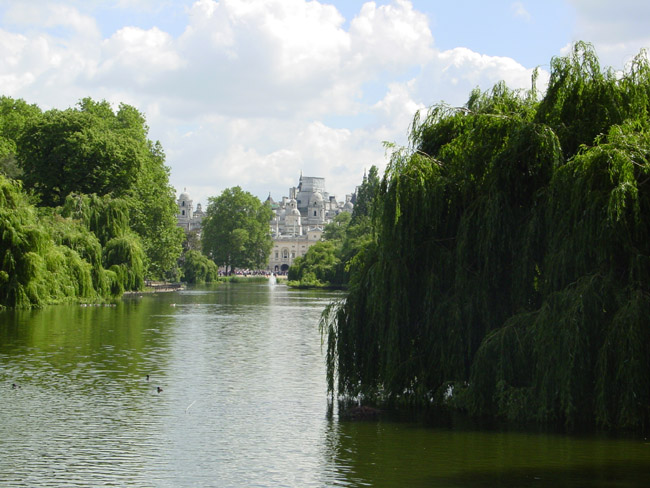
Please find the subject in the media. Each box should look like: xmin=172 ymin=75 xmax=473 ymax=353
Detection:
xmin=326 ymin=401 xmax=650 ymax=488
xmin=426 ymin=461 xmax=650 ymax=488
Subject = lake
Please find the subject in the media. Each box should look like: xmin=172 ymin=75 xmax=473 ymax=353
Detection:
xmin=1 ymin=282 xmax=649 ymax=487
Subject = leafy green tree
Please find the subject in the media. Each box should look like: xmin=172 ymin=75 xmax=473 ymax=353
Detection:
xmin=181 ymin=250 xmax=219 ymax=284
xmin=288 ymin=240 xmax=340 ymax=286
xmin=127 ymin=139 xmax=184 ymax=280
xmin=322 ymin=211 xmax=351 ymax=241
xmin=18 ymin=108 xmax=141 ymax=206
xmin=0 ymin=175 xmax=140 ymax=309
xmin=60 ymin=193 xmax=146 ymax=293
xmin=16 ymin=98 xmax=183 ymax=280
xmin=202 ymin=186 xmax=273 ymax=274
xmin=351 ymin=165 xmax=380 ymax=224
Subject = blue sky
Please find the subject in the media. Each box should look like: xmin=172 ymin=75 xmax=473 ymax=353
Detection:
xmin=0 ymin=0 xmax=648 ymax=205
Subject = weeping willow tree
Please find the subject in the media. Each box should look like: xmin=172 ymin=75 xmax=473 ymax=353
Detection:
xmin=0 ymin=176 xmax=98 ymax=308
xmin=324 ymin=42 xmax=650 ymax=430
xmin=0 ymin=177 xmax=145 ymax=309
xmin=181 ymin=250 xmax=219 ymax=284
xmin=61 ymin=193 xmax=145 ymax=293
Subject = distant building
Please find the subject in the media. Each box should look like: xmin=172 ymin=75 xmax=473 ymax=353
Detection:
xmin=176 ymin=175 xmax=355 ymax=273
xmin=267 ymin=174 xmax=353 ymax=273
xmin=176 ymin=188 xmax=204 ymax=233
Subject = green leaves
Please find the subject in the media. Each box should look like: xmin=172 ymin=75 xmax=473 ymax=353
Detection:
xmin=202 ymin=186 xmax=273 ymax=273
xmin=327 ymin=43 xmax=650 ymax=430
xmin=0 ymin=175 xmax=144 ymax=308
xmin=10 ymin=97 xmax=182 ymax=279
xmin=181 ymin=250 xmax=218 ymax=284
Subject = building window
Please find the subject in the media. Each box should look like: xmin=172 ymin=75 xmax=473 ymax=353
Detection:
xmin=182 ymin=210 xmax=185 ymax=216
xmin=313 ymin=210 xmax=317 ymax=216
xmin=291 ymin=252 xmax=295 ymax=258
xmin=182 ymin=201 xmax=185 ymax=206
xmin=283 ymin=249 xmax=289 ymax=259
xmin=275 ymin=252 xmax=278 ymax=259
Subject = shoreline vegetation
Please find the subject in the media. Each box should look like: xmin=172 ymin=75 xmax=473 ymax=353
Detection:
xmin=0 ymin=98 xmax=184 ymax=310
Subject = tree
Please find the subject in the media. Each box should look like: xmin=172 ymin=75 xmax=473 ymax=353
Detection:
xmin=127 ymin=139 xmax=184 ymax=280
xmin=0 ymin=176 xmax=143 ymax=309
xmin=18 ymin=107 xmax=141 ymax=206
xmin=322 ymin=211 xmax=351 ymax=241
xmin=288 ymin=167 xmax=382 ymax=289
xmin=351 ymin=165 xmax=380 ymax=224
xmin=288 ymin=240 xmax=340 ymax=286
xmin=201 ymin=186 xmax=273 ymax=274
xmin=181 ymin=250 xmax=219 ymax=284
xmin=323 ymin=43 xmax=650 ymax=431
xmin=16 ymin=98 xmax=183 ymax=280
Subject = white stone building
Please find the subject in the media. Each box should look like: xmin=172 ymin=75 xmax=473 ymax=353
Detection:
xmin=176 ymin=189 xmax=205 ymax=233
xmin=176 ymin=175 xmax=354 ymax=273
xmin=267 ymin=174 xmax=353 ymax=273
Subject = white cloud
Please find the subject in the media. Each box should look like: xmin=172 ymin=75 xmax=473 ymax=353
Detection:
xmin=409 ymin=47 xmax=545 ymax=111
xmin=97 ymin=26 xmax=183 ymax=85
xmin=0 ymin=0 xmax=560 ymax=206
xmin=511 ymin=2 xmax=531 ymax=22
xmin=3 ymin=3 xmax=100 ymax=40
xmin=349 ymin=0 xmax=434 ymax=73
xmin=372 ymin=81 xmax=424 ymax=142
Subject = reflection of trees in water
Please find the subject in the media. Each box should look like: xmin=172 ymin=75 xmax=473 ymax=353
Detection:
xmin=325 ymin=413 xmax=650 ymax=488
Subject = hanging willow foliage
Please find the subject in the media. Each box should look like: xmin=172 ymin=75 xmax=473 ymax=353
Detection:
xmin=61 ymin=192 xmax=146 ymax=294
xmin=0 ymin=176 xmax=97 ymax=307
xmin=325 ymin=42 xmax=650 ymax=430
xmin=0 ymin=176 xmax=145 ymax=308
xmin=103 ymin=236 xmax=145 ymax=292
xmin=61 ymin=193 xmax=130 ymax=246
xmin=181 ymin=250 xmax=219 ymax=284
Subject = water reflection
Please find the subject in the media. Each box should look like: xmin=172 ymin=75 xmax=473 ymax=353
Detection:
xmin=0 ymin=284 xmax=346 ymax=487
xmin=327 ymin=412 xmax=650 ymax=487
xmin=1 ymin=284 xmax=649 ymax=487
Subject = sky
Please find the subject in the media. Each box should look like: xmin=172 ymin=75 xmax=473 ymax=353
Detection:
xmin=1 ymin=0 xmax=649 ymax=207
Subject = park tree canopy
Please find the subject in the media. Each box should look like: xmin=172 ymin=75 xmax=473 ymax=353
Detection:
xmin=323 ymin=42 xmax=650 ymax=431
xmin=0 ymin=176 xmax=144 ymax=309
xmin=15 ymin=98 xmax=183 ymax=280
xmin=202 ymin=186 xmax=273 ymax=274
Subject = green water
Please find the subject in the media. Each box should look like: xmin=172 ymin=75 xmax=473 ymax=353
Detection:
xmin=1 ymin=282 xmax=648 ymax=487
